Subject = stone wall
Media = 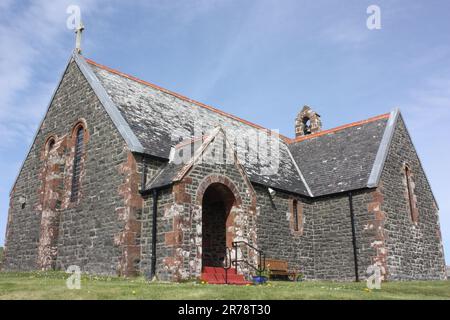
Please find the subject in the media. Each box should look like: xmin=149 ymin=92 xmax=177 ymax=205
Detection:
xmin=254 ymin=185 xmax=315 ymax=279
xmin=310 ymin=190 xmax=387 ymax=281
xmin=135 ymin=154 xmax=166 ymax=276
xmin=2 ymin=61 xmax=145 ymax=276
xmin=309 ymin=193 xmax=356 ymax=280
xmin=141 ymin=187 xmax=174 ymax=278
xmin=255 ymin=184 xmax=398 ymax=281
xmin=142 ymin=131 xmax=258 ymax=281
xmin=379 ymin=116 xmax=446 ymax=280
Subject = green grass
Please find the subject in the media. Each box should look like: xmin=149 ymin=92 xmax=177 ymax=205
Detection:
xmin=0 ymin=271 xmax=448 ymax=300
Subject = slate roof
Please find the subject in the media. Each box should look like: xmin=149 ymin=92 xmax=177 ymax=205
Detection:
xmin=147 ymin=128 xmax=241 ymax=190
xmin=78 ymin=54 xmax=396 ymax=198
xmin=146 ymin=133 xmax=216 ymax=190
xmin=147 ymin=161 xmax=185 ymax=190
xmin=289 ymin=115 xmax=389 ymax=197
xmin=87 ymin=59 xmax=311 ymax=196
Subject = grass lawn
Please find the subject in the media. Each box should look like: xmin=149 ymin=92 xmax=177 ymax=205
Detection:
xmin=0 ymin=271 xmax=448 ymax=300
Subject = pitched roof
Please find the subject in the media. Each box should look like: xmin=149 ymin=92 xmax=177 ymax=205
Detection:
xmin=289 ymin=114 xmax=391 ymax=196
xmin=147 ymin=129 xmax=221 ymax=190
xmin=7 ymin=52 xmax=401 ymax=198
xmin=85 ymin=56 xmax=311 ymax=196
xmin=82 ymin=55 xmax=400 ymax=197
xmin=146 ymin=127 xmax=255 ymax=191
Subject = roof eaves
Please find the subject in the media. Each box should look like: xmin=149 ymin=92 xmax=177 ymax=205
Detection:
xmin=144 ymin=163 xmax=173 ymax=192
xmin=367 ymin=108 xmax=400 ymax=188
xmin=74 ymin=53 xmax=146 ymax=154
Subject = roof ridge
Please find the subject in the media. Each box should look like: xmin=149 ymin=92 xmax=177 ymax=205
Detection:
xmin=85 ymin=58 xmax=292 ymax=143
xmin=85 ymin=57 xmax=391 ymax=146
xmin=291 ymin=113 xmax=391 ymax=143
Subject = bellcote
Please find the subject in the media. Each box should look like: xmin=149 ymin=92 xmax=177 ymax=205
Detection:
xmin=295 ymin=106 xmax=322 ymax=137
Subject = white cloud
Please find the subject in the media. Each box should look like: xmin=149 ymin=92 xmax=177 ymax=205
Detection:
xmin=0 ymin=0 xmax=104 ymax=147
xmin=403 ymin=76 xmax=450 ymax=131
xmin=0 ymin=0 xmax=107 ymax=246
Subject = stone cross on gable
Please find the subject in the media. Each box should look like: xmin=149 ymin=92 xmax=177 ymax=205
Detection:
xmin=75 ymin=20 xmax=85 ymax=54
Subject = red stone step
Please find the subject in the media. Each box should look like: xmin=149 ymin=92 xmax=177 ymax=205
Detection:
xmin=200 ymin=273 xmax=222 ymax=284
xmin=202 ymin=266 xmax=237 ymax=274
xmin=202 ymin=266 xmax=218 ymax=274
xmin=201 ymin=267 xmax=252 ymax=285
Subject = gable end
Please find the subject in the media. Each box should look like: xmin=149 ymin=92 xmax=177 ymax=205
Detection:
xmin=367 ymin=108 xmax=400 ymax=188
xmin=73 ymin=53 xmax=145 ymax=154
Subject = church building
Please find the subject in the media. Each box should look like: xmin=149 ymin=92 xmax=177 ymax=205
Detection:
xmin=2 ymin=50 xmax=446 ymax=282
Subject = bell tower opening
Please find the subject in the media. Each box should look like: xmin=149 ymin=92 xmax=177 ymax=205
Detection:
xmin=302 ymin=117 xmax=312 ymax=135
xmin=295 ymin=105 xmax=322 ymax=138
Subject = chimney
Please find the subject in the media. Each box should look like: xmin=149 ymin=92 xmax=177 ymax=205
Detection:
xmin=295 ymin=105 xmax=322 ymax=137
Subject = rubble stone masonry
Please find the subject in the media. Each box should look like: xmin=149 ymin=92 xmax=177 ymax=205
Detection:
xmin=378 ymin=116 xmax=446 ymax=280
xmin=2 ymin=61 xmax=143 ymax=276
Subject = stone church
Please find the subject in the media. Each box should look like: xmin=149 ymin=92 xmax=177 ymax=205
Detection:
xmin=2 ymin=51 xmax=446 ymax=281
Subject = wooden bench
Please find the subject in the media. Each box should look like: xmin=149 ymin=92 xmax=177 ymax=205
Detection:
xmin=262 ymin=259 xmax=301 ymax=281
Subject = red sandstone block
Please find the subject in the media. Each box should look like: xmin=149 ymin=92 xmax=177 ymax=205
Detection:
xmin=202 ymin=266 xmax=217 ymax=274
xmin=372 ymin=191 xmax=384 ymax=203
xmin=201 ymin=273 xmax=220 ymax=284
xmin=183 ymin=177 xmax=193 ymax=184
xmin=120 ymin=231 xmax=135 ymax=244
xmin=367 ymin=202 xmax=379 ymax=212
xmin=165 ymin=231 xmax=182 ymax=245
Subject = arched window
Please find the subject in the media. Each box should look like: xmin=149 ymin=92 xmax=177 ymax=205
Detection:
xmin=293 ymin=199 xmax=299 ymax=231
xmin=44 ymin=136 xmax=56 ymax=157
xmin=290 ymin=199 xmax=303 ymax=234
xmin=404 ymin=165 xmax=416 ymax=222
xmin=70 ymin=126 xmax=84 ymax=202
xmin=47 ymin=139 xmax=55 ymax=152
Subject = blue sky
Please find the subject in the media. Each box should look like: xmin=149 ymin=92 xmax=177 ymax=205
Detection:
xmin=0 ymin=0 xmax=449 ymax=264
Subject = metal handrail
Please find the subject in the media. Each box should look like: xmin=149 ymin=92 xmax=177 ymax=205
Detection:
xmin=223 ymin=247 xmax=232 ymax=284
xmin=231 ymin=241 xmax=266 ymax=277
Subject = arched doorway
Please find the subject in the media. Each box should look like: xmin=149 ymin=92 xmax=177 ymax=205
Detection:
xmin=202 ymin=183 xmax=235 ymax=268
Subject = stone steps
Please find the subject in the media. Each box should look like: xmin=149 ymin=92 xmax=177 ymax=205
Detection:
xmin=201 ymin=267 xmax=251 ymax=285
